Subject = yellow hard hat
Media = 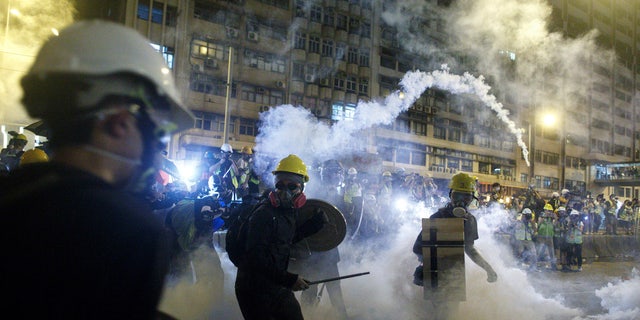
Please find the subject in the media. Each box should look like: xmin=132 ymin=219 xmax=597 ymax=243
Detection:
xmin=14 ymin=134 xmax=28 ymax=142
xmin=543 ymin=203 xmax=554 ymax=211
xmin=241 ymin=146 xmax=253 ymax=155
xmin=449 ymin=172 xmax=476 ymax=193
xmin=19 ymin=148 xmax=49 ymax=166
xmin=272 ymin=154 xmax=309 ymax=182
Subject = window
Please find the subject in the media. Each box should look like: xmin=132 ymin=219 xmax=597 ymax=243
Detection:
xmin=294 ymin=32 xmax=306 ymax=50
xmin=321 ymin=40 xmax=334 ymax=57
xmin=239 ymin=119 xmax=257 ymax=136
xmin=333 ymin=73 xmax=345 ymax=90
xmin=150 ymin=44 xmax=174 ymax=69
xmin=240 ymin=85 xmax=284 ymax=105
xmin=193 ymin=111 xmax=224 ymax=132
xmin=323 ymin=7 xmax=334 ymax=26
xmin=335 ymin=43 xmax=346 ymax=60
xmin=359 ymin=50 xmax=370 ymax=67
xmin=346 ymin=75 xmax=357 ymax=93
xmin=308 ymin=35 xmax=320 ymax=54
xmin=358 ymin=78 xmax=369 ymax=95
xmin=347 ymin=48 xmax=358 ymax=64
xmin=191 ymin=39 xmax=225 ymax=60
xmin=336 ymin=14 xmax=347 ymax=30
xmin=434 ymin=126 xmax=446 ymax=140
xmin=310 ymin=5 xmax=322 ymax=22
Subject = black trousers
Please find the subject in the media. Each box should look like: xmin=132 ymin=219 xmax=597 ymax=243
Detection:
xmin=235 ymin=271 xmax=304 ymax=320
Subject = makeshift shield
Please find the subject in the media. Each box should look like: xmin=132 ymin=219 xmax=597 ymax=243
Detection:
xmin=297 ymin=199 xmax=347 ymax=251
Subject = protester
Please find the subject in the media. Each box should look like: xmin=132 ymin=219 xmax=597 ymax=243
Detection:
xmin=1 ymin=20 xmax=193 ymax=319
xmin=515 ymin=208 xmax=539 ymax=271
xmin=234 ymin=154 xmax=326 ymax=320
xmin=413 ymin=172 xmax=498 ymax=283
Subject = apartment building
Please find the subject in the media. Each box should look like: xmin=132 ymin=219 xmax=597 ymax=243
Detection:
xmin=70 ymin=0 xmax=640 ymax=197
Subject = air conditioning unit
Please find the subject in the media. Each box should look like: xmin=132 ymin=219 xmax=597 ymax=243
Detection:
xmin=204 ymin=59 xmax=218 ymax=69
xmin=275 ymin=81 xmax=286 ymax=88
xmin=226 ymin=27 xmax=239 ymax=38
xmin=320 ymin=78 xmax=331 ymax=86
xmin=304 ymin=74 xmax=315 ymax=83
xmin=248 ymin=31 xmax=259 ymax=41
xmin=259 ymin=106 xmax=270 ymax=112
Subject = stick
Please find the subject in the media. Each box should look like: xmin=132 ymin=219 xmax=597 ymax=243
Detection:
xmin=307 ymin=272 xmax=370 ymax=285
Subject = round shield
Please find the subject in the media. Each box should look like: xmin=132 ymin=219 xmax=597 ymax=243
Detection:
xmin=297 ymin=199 xmax=347 ymax=251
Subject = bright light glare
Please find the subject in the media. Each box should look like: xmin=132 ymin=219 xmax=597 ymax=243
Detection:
xmin=51 ymin=28 xmax=59 ymax=36
xmin=175 ymin=161 xmax=196 ymax=183
xmin=394 ymin=197 xmax=409 ymax=212
xmin=9 ymin=9 xmax=21 ymax=17
xmin=542 ymin=113 xmax=557 ymax=126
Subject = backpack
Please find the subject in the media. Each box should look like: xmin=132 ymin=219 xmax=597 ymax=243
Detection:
xmin=224 ymin=200 xmax=265 ymax=267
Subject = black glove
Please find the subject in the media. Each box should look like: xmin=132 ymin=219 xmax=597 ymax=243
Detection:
xmin=309 ymin=208 xmax=327 ymax=229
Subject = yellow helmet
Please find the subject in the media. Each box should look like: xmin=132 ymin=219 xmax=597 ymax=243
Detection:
xmin=14 ymin=134 xmax=28 ymax=142
xmin=273 ymin=154 xmax=309 ymax=182
xmin=449 ymin=172 xmax=476 ymax=193
xmin=19 ymin=148 xmax=49 ymax=166
xmin=543 ymin=203 xmax=554 ymax=211
xmin=241 ymin=146 xmax=253 ymax=155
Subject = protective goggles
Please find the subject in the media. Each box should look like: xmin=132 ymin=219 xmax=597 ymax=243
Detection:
xmin=275 ymin=181 xmax=302 ymax=192
xmin=451 ymin=191 xmax=474 ymax=204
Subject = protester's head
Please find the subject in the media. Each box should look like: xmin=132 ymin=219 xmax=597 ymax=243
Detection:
xmin=448 ymin=172 xmax=476 ymax=216
xmin=21 ymin=20 xmax=193 ymax=190
xmin=12 ymin=134 xmax=28 ymax=151
xmin=19 ymin=148 xmax=49 ymax=167
xmin=220 ymin=143 xmax=233 ymax=159
xmin=270 ymin=154 xmax=309 ymax=209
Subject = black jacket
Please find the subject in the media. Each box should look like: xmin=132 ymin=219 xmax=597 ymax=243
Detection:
xmin=0 ymin=163 xmax=171 ymax=319
xmin=237 ymin=202 xmax=322 ymax=290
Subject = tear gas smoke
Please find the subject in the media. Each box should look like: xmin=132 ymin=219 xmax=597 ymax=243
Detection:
xmin=254 ymin=65 xmax=529 ymax=180
xmin=0 ymin=1 xmax=74 ymax=125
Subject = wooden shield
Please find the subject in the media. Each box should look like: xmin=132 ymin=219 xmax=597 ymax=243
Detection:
xmin=297 ymin=199 xmax=347 ymax=251
xmin=421 ymin=218 xmax=466 ymax=301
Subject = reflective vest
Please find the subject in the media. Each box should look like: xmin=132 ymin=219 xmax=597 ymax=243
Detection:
xmin=537 ymin=220 xmax=555 ymax=237
xmin=566 ymin=222 xmax=583 ymax=244
xmin=515 ymin=221 xmax=536 ymax=241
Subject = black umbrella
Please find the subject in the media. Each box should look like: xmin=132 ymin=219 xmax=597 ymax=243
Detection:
xmin=24 ymin=120 xmax=49 ymax=137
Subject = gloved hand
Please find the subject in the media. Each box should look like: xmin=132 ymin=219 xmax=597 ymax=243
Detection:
xmin=309 ymin=208 xmax=328 ymax=228
xmin=291 ymin=275 xmax=310 ymax=291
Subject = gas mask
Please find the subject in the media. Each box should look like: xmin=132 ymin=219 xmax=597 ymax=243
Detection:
xmin=269 ymin=181 xmax=307 ymax=209
xmin=450 ymin=191 xmax=474 ymax=218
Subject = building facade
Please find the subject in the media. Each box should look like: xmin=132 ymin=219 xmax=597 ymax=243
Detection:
xmin=61 ymin=0 xmax=640 ymax=199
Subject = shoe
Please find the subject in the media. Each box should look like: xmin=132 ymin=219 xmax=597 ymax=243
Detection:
xmin=577 ymin=267 xmax=582 ymax=272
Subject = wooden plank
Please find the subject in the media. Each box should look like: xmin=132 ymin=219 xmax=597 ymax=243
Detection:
xmin=421 ymin=218 xmax=466 ymax=301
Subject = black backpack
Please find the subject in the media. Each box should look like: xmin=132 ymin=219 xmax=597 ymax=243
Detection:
xmin=224 ymin=200 xmax=265 ymax=267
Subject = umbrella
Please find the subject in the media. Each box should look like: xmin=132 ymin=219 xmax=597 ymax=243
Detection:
xmin=24 ymin=120 xmax=49 ymax=137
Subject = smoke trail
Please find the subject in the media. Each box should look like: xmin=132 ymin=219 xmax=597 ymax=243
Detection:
xmin=254 ymin=65 xmax=529 ymax=177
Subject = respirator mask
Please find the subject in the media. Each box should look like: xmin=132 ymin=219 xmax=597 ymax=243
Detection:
xmin=451 ymin=191 xmax=474 ymax=218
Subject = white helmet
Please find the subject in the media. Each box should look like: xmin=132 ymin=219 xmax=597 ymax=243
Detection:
xmin=220 ymin=143 xmax=233 ymax=153
xmin=561 ymin=189 xmax=570 ymax=195
xmin=552 ymin=192 xmax=559 ymax=197
xmin=522 ymin=208 xmax=533 ymax=214
xmin=347 ymin=167 xmax=358 ymax=175
xmin=21 ymin=20 xmax=193 ymax=132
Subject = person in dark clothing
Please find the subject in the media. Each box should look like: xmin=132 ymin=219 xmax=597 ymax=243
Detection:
xmin=0 ymin=20 xmax=194 ymax=319
xmin=413 ymin=172 xmax=498 ymax=284
xmin=234 ymin=154 xmax=325 ymax=320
